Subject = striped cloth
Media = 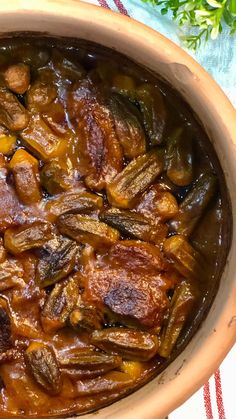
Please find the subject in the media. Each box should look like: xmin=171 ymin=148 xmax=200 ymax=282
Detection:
xmin=82 ymin=1 xmax=235 ymax=417
xmin=171 ymin=346 xmax=236 ymax=419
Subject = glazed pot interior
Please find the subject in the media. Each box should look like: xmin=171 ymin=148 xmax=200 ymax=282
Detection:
xmin=0 ymin=2 xmax=235 ymax=418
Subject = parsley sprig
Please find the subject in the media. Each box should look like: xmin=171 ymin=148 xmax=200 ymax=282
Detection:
xmin=141 ymin=0 xmax=236 ymax=49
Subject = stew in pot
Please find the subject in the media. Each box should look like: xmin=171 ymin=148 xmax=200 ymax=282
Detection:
xmin=0 ymin=36 xmax=231 ymax=417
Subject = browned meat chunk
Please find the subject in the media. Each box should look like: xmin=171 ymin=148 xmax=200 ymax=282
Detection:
xmin=4 ymin=63 xmax=30 ymax=94
xmin=67 ymin=79 xmax=123 ymax=190
xmin=0 ymin=88 xmax=29 ymax=131
xmin=83 ymin=241 xmax=177 ymax=331
xmin=0 ymin=258 xmax=24 ymax=291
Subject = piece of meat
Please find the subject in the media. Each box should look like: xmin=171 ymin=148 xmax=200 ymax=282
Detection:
xmin=4 ymin=63 xmax=30 ymax=95
xmin=83 ymin=241 xmax=178 ymax=331
xmin=0 ymin=258 xmax=24 ymax=291
xmin=67 ymin=78 xmax=123 ymax=190
xmin=0 ymin=88 xmax=29 ymax=131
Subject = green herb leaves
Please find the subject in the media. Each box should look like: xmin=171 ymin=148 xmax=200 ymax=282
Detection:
xmin=142 ymin=0 xmax=236 ymax=49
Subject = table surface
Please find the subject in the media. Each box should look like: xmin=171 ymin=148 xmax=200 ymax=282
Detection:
xmin=85 ymin=1 xmax=236 ymax=417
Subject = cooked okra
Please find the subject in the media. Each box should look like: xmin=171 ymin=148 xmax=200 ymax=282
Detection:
xmin=159 ymin=281 xmax=197 ymax=358
xmin=166 ymin=127 xmax=193 ymax=186
xmin=69 ymin=304 xmax=104 ymax=331
xmin=91 ymin=328 xmax=159 ymax=361
xmin=25 ymin=343 xmax=62 ymax=395
xmin=46 ymin=191 xmax=103 ymax=221
xmin=136 ymin=84 xmax=167 ymax=145
xmin=108 ymin=93 xmax=146 ymax=158
xmin=20 ymin=115 xmax=66 ymax=160
xmin=9 ymin=149 xmax=41 ymax=204
xmin=0 ymin=88 xmax=29 ymax=131
xmin=100 ymin=208 xmax=167 ymax=244
xmin=58 ymin=349 xmax=122 ymax=371
xmin=41 ymin=276 xmax=80 ymax=333
xmin=40 ymin=158 xmax=75 ymax=194
xmin=36 ymin=236 xmax=80 ymax=288
xmin=0 ymin=308 xmax=12 ymax=353
xmin=4 ymin=222 xmax=53 ymax=255
xmin=69 ymin=371 xmax=133 ymax=398
xmin=163 ymin=235 xmax=205 ymax=281
xmin=57 ymin=214 xmax=120 ymax=247
xmin=169 ymin=173 xmax=217 ymax=236
xmin=107 ymin=150 xmax=164 ymax=208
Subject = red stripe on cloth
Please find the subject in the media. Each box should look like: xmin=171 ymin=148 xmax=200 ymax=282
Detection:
xmin=214 ymin=369 xmax=226 ymax=419
xmin=112 ymin=0 xmax=129 ymax=15
xmin=97 ymin=0 xmax=110 ymax=8
xmin=203 ymin=382 xmax=214 ymax=419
